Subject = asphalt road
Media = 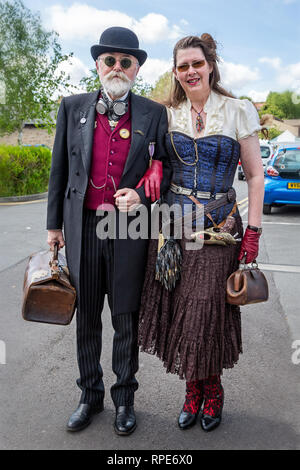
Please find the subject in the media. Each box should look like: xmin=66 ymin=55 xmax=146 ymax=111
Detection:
xmin=0 ymin=174 xmax=300 ymax=450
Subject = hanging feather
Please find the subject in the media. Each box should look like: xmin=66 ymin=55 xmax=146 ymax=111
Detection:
xmin=155 ymin=237 xmax=182 ymax=291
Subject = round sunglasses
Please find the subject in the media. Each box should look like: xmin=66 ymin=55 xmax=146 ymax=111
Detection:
xmin=99 ymin=56 xmax=138 ymax=70
xmin=176 ymin=60 xmax=206 ymax=73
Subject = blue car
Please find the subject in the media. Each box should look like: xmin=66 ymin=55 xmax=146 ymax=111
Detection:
xmin=263 ymin=146 xmax=300 ymax=214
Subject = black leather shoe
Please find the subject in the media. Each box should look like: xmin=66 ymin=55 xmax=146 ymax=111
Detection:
xmin=200 ymin=413 xmax=222 ymax=432
xmin=67 ymin=403 xmax=104 ymax=432
xmin=200 ymin=378 xmax=224 ymax=432
xmin=114 ymin=405 xmax=136 ymax=436
xmin=178 ymin=409 xmax=198 ymax=430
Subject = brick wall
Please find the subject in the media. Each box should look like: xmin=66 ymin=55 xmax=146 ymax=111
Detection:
xmin=0 ymin=126 xmax=55 ymax=149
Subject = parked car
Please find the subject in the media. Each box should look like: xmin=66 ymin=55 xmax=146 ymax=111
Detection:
xmin=263 ymin=146 xmax=300 ymax=214
xmin=238 ymin=140 xmax=274 ymax=180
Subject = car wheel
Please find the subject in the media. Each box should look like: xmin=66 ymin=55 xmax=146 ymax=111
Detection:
xmin=263 ymin=204 xmax=271 ymax=215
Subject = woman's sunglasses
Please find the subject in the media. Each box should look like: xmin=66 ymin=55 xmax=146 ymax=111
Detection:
xmin=99 ymin=56 xmax=137 ymax=69
xmin=176 ymin=60 xmax=206 ymax=72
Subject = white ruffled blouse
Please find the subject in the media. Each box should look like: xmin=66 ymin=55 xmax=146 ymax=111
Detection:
xmin=166 ymin=90 xmax=261 ymax=141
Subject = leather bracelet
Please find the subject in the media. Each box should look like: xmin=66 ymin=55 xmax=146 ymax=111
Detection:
xmin=247 ymin=224 xmax=262 ymax=234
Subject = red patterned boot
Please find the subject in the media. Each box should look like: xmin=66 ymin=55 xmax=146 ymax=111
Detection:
xmin=200 ymin=375 xmax=224 ymax=432
xmin=178 ymin=380 xmax=203 ymax=430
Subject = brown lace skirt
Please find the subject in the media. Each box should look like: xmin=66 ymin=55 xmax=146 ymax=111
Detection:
xmin=138 ymin=215 xmax=243 ymax=382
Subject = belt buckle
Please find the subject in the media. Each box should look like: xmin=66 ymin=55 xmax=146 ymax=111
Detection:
xmin=210 ymin=192 xmax=216 ymax=200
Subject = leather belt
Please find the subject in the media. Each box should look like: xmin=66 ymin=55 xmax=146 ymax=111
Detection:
xmin=162 ymin=187 xmax=236 ymax=234
xmin=170 ymin=182 xmax=227 ymax=200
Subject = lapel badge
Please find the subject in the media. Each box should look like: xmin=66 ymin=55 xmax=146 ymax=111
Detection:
xmin=148 ymin=142 xmax=156 ymax=168
xmin=80 ymin=117 xmax=87 ymax=124
xmin=119 ymin=128 xmax=130 ymax=139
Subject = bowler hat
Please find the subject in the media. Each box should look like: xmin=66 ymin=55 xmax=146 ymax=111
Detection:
xmin=91 ymin=27 xmax=147 ymax=65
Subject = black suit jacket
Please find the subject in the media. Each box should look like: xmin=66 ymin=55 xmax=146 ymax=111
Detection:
xmin=47 ymin=90 xmax=172 ymax=314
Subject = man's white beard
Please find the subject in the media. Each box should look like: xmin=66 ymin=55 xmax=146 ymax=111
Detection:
xmin=101 ymin=70 xmax=134 ymax=99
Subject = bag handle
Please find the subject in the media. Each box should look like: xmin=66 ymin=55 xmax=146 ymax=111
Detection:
xmin=239 ymin=256 xmax=258 ymax=270
xmin=49 ymin=242 xmax=60 ymax=278
xmin=233 ymin=255 xmax=260 ymax=293
xmin=53 ymin=242 xmax=58 ymax=262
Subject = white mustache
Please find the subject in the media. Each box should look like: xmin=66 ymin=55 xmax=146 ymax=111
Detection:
xmin=105 ymin=70 xmax=131 ymax=83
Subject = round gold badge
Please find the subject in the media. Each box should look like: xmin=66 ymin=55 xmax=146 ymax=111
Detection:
xmin=119 ymin=128 xmax=130 ymax=139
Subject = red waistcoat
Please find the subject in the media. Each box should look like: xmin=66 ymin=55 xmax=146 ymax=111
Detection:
xmin=84 ymin=108 xmax=131 ymax=210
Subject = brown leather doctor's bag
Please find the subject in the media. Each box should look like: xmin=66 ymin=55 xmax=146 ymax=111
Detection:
xmin=22 ymin=243 xmax=76 ymax=325
xmin=226 ymin=261 xmax=268 ymax=306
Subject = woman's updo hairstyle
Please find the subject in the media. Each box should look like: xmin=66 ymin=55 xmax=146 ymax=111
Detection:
xmin=168 ymin=33 xmax=235 ymax=108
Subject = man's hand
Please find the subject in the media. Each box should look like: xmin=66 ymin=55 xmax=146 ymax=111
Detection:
xmin=114 ymin=188 xmax=142 ymax=212
xmin=47 ymin=229 xmax=65 ymax=251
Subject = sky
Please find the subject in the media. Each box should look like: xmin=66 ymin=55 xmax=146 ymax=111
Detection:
xmin=22 ymin=0 xmax=300 ymax=101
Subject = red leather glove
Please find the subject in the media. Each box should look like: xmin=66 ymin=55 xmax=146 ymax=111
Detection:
xmin=136 ymin=160 xmax=163 ymax=202
xmin=238 ymin=227 xmax=261 ymax=264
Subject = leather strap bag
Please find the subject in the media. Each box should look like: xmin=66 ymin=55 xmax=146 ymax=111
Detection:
xmin=226 ymin=260 xmax=269 ymax=306
xmin=22 ymin=243 xmax=76 ymax=325
xmin=156 ymin=188 xmax=237 ymax=291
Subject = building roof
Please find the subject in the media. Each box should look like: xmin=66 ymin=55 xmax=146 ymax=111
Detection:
xmin=283 ymin=119 xmax=300 ymax=127
xmin=271 ymin=129 xmax=300 ymax=142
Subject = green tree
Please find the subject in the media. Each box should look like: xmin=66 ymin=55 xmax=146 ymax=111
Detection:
xmin=258 ymin=127 xmax=281 ymax=141
xmin=0 ymin=0 xmax=73 ymax=144
xmin=260 ymin=91 xmax=300 ymax=119
xmin=131 ymin=76 xmax=153 ymax=97
xmin=79 ymin=68 xmax=101 ymax=93
xmin=259 ymin=104 xmax=285 ymax=120
xmin=150 ymin=71 xmax=172 ymax=103
xmin=266 ymin=127 xmax=282 ymax=140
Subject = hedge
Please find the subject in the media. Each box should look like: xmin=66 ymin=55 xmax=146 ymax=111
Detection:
xmin=0 ymin=145 xmax=52 ymax=197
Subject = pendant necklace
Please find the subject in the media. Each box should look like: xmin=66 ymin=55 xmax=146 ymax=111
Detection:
xmin=191 ymin=105 xmax=204 ymax=133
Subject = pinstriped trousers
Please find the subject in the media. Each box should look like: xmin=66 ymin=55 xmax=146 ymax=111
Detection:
xmin=76 ymin=209 xmax=139 ymax=407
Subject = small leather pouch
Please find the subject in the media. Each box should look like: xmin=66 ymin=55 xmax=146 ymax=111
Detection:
xmin=226 ymin=260 xmax=269 ymax=306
